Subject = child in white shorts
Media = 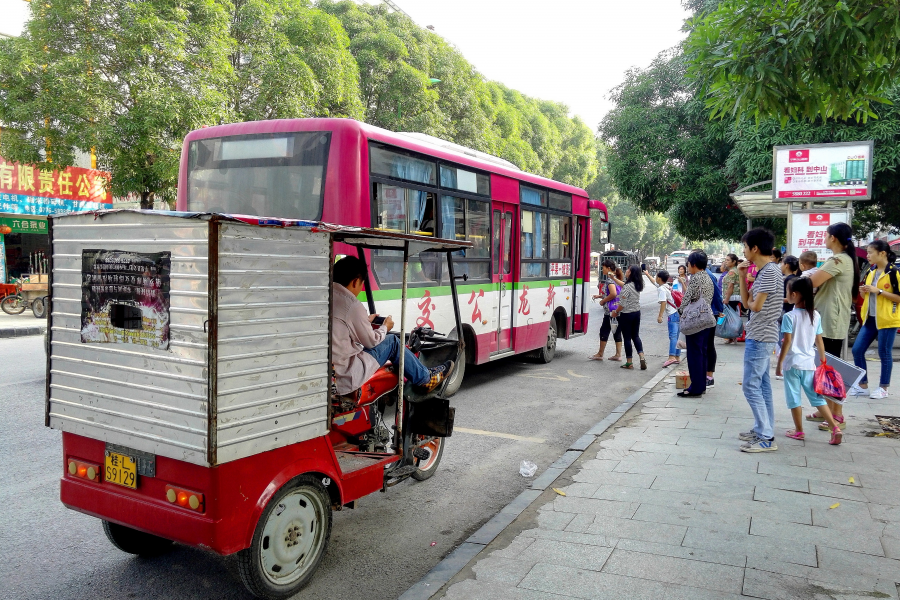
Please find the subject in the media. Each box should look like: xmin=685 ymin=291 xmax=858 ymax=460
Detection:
xmin=775 ymin=277 xmax=842 ymax=445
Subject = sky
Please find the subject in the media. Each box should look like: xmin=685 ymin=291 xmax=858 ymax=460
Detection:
xmin=0 ymin=0 xmax=691 ymax=129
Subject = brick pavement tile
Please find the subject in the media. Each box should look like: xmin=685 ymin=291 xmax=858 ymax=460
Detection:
xmin=745 ymin=556 xmax=878 ymax=589
xmin=550 ymin=496 xmax=640 ymax=519
xmin=867 ymin=503 xmax=900 ymax=523
xmin=594 ymin=448 xmax=667 ymax=463
xmin=849 ymin=445 xmax=900 ymax=459
xmin=600 ymin=548 xmax=744 ymax=594
xmin=564 ymin=513 xmax=596 ymax=533
xmin=521 ymin=527 xmax=618 ymax=549
xmin=664 ymin=454 xmax=761 ymax=471
xmin=860 ymin=486 xmax=900 ymax=506
xmin=511 ymin=538 xmax=615 ymax=572
xmin=518 ymin=563 xmax=670 ymax=600
xmin=443 ymin=579 xmax=571 ymax=600
xmin=681 ymin=525 xmax=817 ymax=566
xmin=657 ymin=413 xmax=721 ymax=422
xmin=881 ymin=523 xmax=900 ymax=538
xmin=591 ymin=484 xmax=702 ymax=509
xmin=808 ymin=480 xmax=869 ymax=502
xmin=678 ymin=415 xmax=730 ymax=424
xmin=641 ymin=407 xmax=693 ymax=416
xmin=536 ymin=510 xmax=577 ymax=531
xmin=640 ymin=420 xmax=690 ymax=429
xmin=693 ymin=495 xmax=813 ymax=525
xmin=572 ymin=470 xmax=657 ymax=488
xmin=598 ymin=437 xmax=635 ymax=450
xmin=560 ymin=482 xmax=600 ymax=498
xmin=671 ymin=435 xmax=727 ymax=448
xmin=630 ymin=441 xmax=717 ymax=457
xmin=706 ymin=466 xmax=810 ymax=493
xmin=615 ymin=537 xmax=746 ymax=567
xmin=662 ymin=584 xmax=747 ymax=600
xmin=472 ymin=556 xmax=537 ymax=586
xmin=882 ymin=536 xmax=900 ymax=560
xmin=817 ymin=546 xmax=900 ymax=581
xmin=753 ymin=486 xmax=873 ymax=517
xmin=750 ymin=516 xmax=886 ymax=556
xmin=756 ymin=462 xmax=859 ymax=485
xmin=578 ymin=459 xmax=620 ymax=472
xmin=811 ymin=507 xmax=887 ymax=534
xmin=631 ymin=502 xmax=751 ymax=534
xmin=742 ymin=567 xmax=897 ymax=600
xmin=650 ymin=475 xmax=756 ymax=501
xmin=489 ymin=536 xmax=536 ymax=559
xmin=614 ymin=462 xmax=710 ymax=480
xmin=584 ymin=515 xmax=686 ymax=546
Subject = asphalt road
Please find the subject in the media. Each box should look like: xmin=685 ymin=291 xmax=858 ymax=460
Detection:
xmin=1 ymin=288 xmax=671 ymax=600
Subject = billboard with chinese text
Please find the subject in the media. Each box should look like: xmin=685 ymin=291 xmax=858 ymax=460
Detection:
xmin=0 ymin=156 xmax=113 ymax=216
xmin=789 ymin=212 xmax=849 ymax=259
xmin=773 ymin=141 xmax=873 ymax=200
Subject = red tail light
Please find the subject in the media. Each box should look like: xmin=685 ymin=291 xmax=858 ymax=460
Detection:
xmin=165 ymin=485 xmax=204 ymax=512
xmin=67 ymin=459 xmax=100 ymax=482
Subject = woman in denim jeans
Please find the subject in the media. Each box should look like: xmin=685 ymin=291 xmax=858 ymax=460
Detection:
xmin=654 ymin=269 xmax=681 ymax=367
xmin=850 ymin=241 xmax=900 ymax=400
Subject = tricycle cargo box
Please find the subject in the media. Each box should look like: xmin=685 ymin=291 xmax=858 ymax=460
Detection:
xmin=46 ymin=210 xmax=331 ymax=466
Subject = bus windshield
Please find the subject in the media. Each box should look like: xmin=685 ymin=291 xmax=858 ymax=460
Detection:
xmin=186 ymin=132 xmax=331 ymax=220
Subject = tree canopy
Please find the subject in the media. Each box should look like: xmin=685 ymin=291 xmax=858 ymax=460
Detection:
xmin=601 ymin=1 xmax=900 ymax=241
xmin=685 ymin=0 xmax=900 ymax=124
xmin=0 ymin=0 xmax=598 ymax=207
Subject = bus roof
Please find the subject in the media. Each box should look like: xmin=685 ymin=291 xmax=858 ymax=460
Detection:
xmin=182 ymin=118 xmax=596 ymax=202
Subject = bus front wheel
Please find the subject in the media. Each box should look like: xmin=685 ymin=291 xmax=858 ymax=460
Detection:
xmin=532 ymin=318 xmax=557 ymax=364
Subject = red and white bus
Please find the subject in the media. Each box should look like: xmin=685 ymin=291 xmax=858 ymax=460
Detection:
xmin=176 ymin=119 xmax=607 ymax=393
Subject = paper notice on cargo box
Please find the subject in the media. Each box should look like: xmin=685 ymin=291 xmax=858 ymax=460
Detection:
xmin=80 ymin=249 xmax=171 ymax=349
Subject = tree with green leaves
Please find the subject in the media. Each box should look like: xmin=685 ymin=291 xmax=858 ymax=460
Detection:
xmin=685 ymin=0 xmax=900 ymax=124
xmin=0 ymin=0 xmax=234 ymax=208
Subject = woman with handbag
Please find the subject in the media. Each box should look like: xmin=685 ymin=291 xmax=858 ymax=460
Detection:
xmin=677 ymin=252 xmax=716 ymax=397
xmin=589 ymin=260 xmax=624 ymax=361
xmin=610 ymin=265 xmax=648 ymax=370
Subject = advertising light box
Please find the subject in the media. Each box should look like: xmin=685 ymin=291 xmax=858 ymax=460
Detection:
xmin=773 ymin=141 xmax=874 ymax=201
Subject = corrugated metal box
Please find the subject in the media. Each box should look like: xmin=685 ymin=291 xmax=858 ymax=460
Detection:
xmin=46 ymin=211 xmax=331 ymax=466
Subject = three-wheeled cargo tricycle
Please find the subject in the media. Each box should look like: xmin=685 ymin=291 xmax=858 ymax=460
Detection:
xmin=45 ymin=209 xmax=471 ymax=598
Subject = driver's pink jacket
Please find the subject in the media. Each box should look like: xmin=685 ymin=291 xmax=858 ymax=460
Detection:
xmin=331 ymin=283 xmax=387 ymax=395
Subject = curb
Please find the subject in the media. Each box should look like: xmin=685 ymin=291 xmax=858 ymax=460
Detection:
xmin=398 ymin=365 xmax=673 ymax=600
xmin=0 ymin=326 xmax=46 ymax=338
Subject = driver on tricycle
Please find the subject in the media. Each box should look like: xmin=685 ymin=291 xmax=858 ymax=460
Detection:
xmin=331 ymin=256 xmax=453 ymax=397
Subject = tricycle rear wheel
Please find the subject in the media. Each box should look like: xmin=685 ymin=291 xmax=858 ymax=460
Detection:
xmin=32 ymin=296 xmax=47 ymax=318
xmin=1 ymin=295 xmax=26 ymax=315
xmin=237 ymin=474 xmax=332 ymax=599
xmin=102 ymin=520 xmax=174 ymax=556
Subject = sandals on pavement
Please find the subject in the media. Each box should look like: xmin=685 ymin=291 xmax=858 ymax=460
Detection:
xmin=588 ymin=354 xmax=604 ymax=361
xmin=806 ymin=412 xmax=826 ymax=422
xmin=640 ymin=358 xmax=647 ymax=371
xmin=785 ymin=430 xmax=805 ymax=440
xmin=818 ymin=415 xmax=846 ymax=431
xmin=609 ymin=355 xmax=623 ymax=362
xmin=620 ymin=362 xmax=634 ymax=370
xmin=829 ymin=427 xmax=843 ymax=445
xmin=662 ymin=358 xmax=680 ymax=368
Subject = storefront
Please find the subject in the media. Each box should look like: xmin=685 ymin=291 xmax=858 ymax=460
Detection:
xmin=0 ymin=157 xmax=113 ymax=283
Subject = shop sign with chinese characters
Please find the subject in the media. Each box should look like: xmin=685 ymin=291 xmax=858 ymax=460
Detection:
xmin=790 ymin=212 xmax=848 ymax=258
xmin=0 ymin=216 xmax=47 ymax=234
xmin=773 ymin=141 xmax=873 ymax=200
xmin=0 ymin=156 xmax=113 ymax=216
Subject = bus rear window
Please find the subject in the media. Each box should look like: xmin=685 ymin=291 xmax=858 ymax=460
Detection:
xmin=187 ymin=132 xmax=330 ymax=220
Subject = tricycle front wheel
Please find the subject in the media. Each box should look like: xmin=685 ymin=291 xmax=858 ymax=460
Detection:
xmin=32 ymin=296 xmax=47 ymax=318
xmin=411 ymin=436 xmax=444 ymax=481
xmin=237 ymin=474 xmax=332 ymax=599
xmin=1 ymin=295 xmax=26 ymax=315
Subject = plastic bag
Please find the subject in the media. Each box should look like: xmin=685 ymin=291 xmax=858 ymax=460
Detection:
xmin=814 ymin=360 xmax=846 ymax=399
xmin=519 ymin=460 xmax=538 ymax=477
xmin=715 ymin=305 xmax=743 ymax=339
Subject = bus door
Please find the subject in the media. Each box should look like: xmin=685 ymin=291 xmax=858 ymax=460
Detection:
xmin=572 ymin=217 xmax=589 ymax=334
xmin=492 ymin=204 xmax=516 ymax=353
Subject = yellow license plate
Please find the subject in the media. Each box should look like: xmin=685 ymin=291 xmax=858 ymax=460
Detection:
xmin=105 ymin=451 xmax=137 ymax=489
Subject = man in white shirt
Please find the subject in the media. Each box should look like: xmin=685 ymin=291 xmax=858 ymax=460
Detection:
xmin=331 ymin=256 xmax=452 ymax=397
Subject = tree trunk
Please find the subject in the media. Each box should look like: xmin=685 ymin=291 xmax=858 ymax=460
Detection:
xmin=140 ymin=190 xmax=154 ymax=210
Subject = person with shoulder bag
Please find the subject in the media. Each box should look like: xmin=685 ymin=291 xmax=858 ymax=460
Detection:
xmin=676 ymin=251 xmax=716 ymax=397
xmin=589 ymin=260 xmax=624 ymax=361
xmin=850 ymin=240 xmax=900 ymax=400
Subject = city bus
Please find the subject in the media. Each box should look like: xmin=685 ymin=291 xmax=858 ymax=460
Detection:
xmin=176 ymin=119 xmax=608 ymax=394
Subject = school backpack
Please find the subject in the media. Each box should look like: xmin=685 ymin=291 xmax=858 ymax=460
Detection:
xmin=862 ymin=264 xmax=900 ymax=296
xmin=707 ymin=268 xmax=725 ymax=314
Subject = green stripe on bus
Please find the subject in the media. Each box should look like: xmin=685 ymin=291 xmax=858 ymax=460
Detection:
xmin=360 ymin=279 xmax=583 ymax=301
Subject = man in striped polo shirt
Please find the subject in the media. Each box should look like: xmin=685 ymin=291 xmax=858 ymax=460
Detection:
xmin=737 ymin=228 xmax=784 ymax=452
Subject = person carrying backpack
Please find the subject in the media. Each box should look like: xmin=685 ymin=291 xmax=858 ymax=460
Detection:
xmin=655 ymin=270 xmax=682 ymax=367
xmin=849 ymin=240 xmax=900 ymax=400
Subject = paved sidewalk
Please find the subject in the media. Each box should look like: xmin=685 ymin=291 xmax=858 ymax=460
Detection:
xmin=435 ymin=342 xmax=900 ymax=600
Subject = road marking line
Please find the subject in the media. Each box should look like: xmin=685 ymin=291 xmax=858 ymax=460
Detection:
xmin=454 ymin=427 xmax=546 ymax=444
xmin=567 ymin=370 xmax=588 ymax=378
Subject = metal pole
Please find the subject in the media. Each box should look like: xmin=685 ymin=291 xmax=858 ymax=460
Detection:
xmin=395 ymin=242 xmax=409 ymax=453
xmin=446 ymin=252 xmax=463 ymax=338
xmin=747 ymin=218 xmax=752 ymax=232
xmin=357 ymin=246 xmax=376 ymax=316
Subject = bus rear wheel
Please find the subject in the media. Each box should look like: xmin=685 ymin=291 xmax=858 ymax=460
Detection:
xmin=237 ymin=474 xmax=332 ymax=600
xmin=102 ymin=521 xmax=174 ymax=556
